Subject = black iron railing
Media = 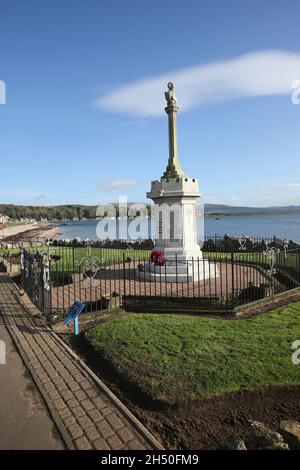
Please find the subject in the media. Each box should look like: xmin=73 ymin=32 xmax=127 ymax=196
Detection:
xmin=1 ymin=236 xmax=300 ymax=321
xmin=14 ymin=245 xmax=300 ymax=321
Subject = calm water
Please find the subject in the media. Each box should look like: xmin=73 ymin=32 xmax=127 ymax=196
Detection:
xmin=57 ymin=213 xmax=300 ymax=242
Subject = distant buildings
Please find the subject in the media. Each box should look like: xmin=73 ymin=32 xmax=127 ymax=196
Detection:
xmin=0 ymin=215 xmax=41 ymax=229
xmin=0 ymin=214 xmax=9 ymax=229
xmin=18 ymin=218 xmax=38 ymax=224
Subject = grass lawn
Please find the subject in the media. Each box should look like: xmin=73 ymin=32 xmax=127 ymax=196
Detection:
xmin=86 ymin=303 xmax=300 ymax=403
xmin=49 ymin=247 xmax=150 ymax=273
xmin=1 ymin=243 xmax=297 ymax=270
xmin=206 ymin=250 xmax=299 ymax=271
xmin=1 ymin=245 xmax=295 ymax=270
xmin=0 ymin=246 xmax=150 ymax=267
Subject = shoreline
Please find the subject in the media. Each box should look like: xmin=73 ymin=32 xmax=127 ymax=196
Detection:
xmin=0 ymin=224 xmax=62 ymax=242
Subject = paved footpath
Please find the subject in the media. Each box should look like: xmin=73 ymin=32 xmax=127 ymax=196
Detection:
xmin=0 ymin=324 xmax=64 ymax=449
xmin=0 ymin=273 xmax=163 ymax=450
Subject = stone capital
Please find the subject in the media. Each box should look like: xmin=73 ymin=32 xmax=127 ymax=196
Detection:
xmin=165 ymin=104 xmax=179 ymax=114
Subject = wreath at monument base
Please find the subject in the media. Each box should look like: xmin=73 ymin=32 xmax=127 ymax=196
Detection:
xmin=150 ymin=250 xmax=166 ymax=267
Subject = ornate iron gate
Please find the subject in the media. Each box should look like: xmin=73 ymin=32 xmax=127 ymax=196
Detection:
xmin=21 ymin=250 xmax=52 ymax=315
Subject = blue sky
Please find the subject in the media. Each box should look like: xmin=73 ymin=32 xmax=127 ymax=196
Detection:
xmin=0 ymin=0 xmax=300 ymax=207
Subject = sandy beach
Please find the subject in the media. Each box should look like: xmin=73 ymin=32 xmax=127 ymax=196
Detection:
xmin=0 ymin=223 xmax=62 ymax=242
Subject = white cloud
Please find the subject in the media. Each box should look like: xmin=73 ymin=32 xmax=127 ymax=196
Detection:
xmin=274 ymin=183 xmax=300 ymax=191
xmin=97 ymin=178 xmax=139 ymax=192
xmin=96 ymin=50 xmax=300 ymax=117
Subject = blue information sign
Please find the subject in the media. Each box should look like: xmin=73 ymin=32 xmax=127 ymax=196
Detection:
xmin=64 ymin=301 xmax=85 ymax=335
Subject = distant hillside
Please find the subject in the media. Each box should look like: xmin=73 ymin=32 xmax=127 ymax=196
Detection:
xmin=0 ymin=204 xmax=97 ymax=221
xmin=203 ymin=204 xmax=300 ymax=216
xmin=1 ymin=203 xmax=300 ymax=221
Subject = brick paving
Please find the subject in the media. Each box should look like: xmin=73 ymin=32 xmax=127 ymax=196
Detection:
xmin=0 ymin=273 xmax=163 ymax=450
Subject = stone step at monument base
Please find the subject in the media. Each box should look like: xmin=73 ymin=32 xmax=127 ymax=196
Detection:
xmin=138 ymin=259 xmax=219 ymax=283
xmin=143 ymin=260 xmax=210 ymax=275
xmin=160 ymin=254 xmax=204 ymax=263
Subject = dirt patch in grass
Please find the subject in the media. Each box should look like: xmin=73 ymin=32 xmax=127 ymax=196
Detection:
xmin=134 ymin=384 xmax=300 ymax=449
xmin=66 ymin=332 xmax=300 ymax=449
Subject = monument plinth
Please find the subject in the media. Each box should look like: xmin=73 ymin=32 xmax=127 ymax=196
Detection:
xmin=142 ymin=82 xmax=218 ymax=282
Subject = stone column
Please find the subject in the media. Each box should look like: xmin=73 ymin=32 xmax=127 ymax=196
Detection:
xmin=163 ymin=83 xmax=185 ymax=179
xmin=143 ymin=82 xmax=218 ymax=282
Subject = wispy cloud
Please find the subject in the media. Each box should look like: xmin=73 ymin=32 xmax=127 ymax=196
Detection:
xmin=120 ymin=119 xmax=149 ymax=128
xmin=97 ymin=178 xmax=139 ymax=192
xmin=274 ymin=183 xmax=300 ymax=191
xmin=205 ymin=182 xmax=300 ymax=207
xmin=96 ymin=50 xmax=300 ymax=117
xmin=35 ymin=194 xmax=48 ymax=201
xmin=0 ymin=189 xmax=45 ymax=199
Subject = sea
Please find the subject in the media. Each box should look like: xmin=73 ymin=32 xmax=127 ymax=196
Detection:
xmin=56 ymin=213 xmax=300 ymax=242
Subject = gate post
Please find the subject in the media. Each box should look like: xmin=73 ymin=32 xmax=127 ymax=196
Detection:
xmin=122 ymin=253 xmax=126 ymax=307
xmin=72 ymin=242 xmax=75 ymax=275
xmin=231 ymin=252 xmax=235 ymax=308
xmin=20 ymin=249 xmax=25 ymax=289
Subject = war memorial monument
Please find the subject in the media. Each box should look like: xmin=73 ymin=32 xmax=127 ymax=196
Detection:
xmin=142 ymin=82 xmax=218 ymax=282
